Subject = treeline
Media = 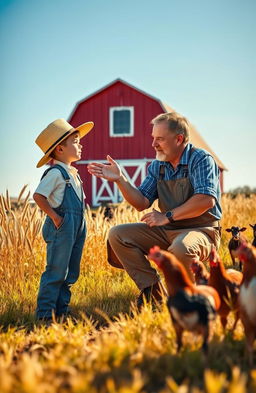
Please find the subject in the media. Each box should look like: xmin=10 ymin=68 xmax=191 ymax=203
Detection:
xmin=225 ymin=185 xmax=256 ymax=198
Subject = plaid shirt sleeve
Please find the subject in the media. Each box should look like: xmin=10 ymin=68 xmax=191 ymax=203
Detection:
xmin=190 ymin=154 xmax=220 ymax=199
xmin=137 ymin=162 xmax=158 ymax=205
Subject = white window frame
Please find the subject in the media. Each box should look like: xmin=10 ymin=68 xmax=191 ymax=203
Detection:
xmin=109 ymin=106 xmax=134 ymax=137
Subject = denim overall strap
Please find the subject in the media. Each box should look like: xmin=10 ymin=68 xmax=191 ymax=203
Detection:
xmin=76 ymin=172 xmax=85 ymax=210
xmin=41 ymin=164 xmax=71 ymax=182
xmin=41 ymin=164 xmax=84 ymax=216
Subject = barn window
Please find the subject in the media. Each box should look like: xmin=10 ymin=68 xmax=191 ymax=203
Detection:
xmin=110 ymin=107 xmax=134 ymax=137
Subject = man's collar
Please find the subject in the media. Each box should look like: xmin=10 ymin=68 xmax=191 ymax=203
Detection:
xmin=162 ymin=143 xmax=192 ymax=167
xmin=179 ymin=143 xmax=192 ymax=165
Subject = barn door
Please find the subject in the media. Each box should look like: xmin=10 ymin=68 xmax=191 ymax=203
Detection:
xmin=92 ymin=160 xmax=149 ymax=206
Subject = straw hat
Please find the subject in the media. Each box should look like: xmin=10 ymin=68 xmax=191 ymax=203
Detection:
xmin=35 ymin=118 xmax=94 ymax=168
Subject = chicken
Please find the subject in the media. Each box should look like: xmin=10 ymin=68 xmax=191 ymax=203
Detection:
xmin=235 ymin=241 xmax=256 ymax=366
xmin=249 ymin=224 xmax=256 ymax=247
xmin=191 ymin=260 xmax=240 ymax=288
xmin=148 ymin=246 xmax=220 ymax=354
xmin=191 ymin=261 xmax=210 ymax=285
xmin=208 ymin=246 xmax=243 ymax=331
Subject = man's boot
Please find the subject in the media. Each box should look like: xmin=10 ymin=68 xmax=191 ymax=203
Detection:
xmin=136 ymin=281 xmax=166 ymax=311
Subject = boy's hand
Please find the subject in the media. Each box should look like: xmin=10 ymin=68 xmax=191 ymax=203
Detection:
xmin=52 ymin=214 xmax=63 ymax=229
xmin=33 ymin=193 xmax=64 ymax=229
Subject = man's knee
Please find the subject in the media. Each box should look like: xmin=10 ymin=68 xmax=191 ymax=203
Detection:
xmin=108 ymin=224 xmax=124 ymax=245
xmin=168 ymin=230 xmax=214 ymax=263
xmin=168 ymin=238 xmax=197 ymax=261
xmin=168 ymin=238 xmax=198 ymax=282
xmin=108 ymin=223 xmax=139 ymax=245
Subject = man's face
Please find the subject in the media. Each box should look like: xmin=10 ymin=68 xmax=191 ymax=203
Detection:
xmin=151 ymin=121 xmax=183 ymax=162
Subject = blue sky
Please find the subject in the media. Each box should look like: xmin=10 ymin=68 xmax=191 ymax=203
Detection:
xmin=1 ymin=0 xmax=255 ymax=197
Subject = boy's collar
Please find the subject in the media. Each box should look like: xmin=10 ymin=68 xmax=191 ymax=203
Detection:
xmin=53 ymin=160 xmax=77 ymax=173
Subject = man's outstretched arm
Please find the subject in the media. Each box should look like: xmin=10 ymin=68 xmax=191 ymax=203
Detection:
xmin=87 ymin=155 xmax=150 ymax=211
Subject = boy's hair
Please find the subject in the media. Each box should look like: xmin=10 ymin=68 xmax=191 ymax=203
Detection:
xmin=151 ymin=112 xmax=190 ymax=143
xmin=50 ymin=138 xmax=68 ymax=159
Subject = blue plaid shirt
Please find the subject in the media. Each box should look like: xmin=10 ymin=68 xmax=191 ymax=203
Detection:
xmin=138 ymin=143 xmax=222 ymax=220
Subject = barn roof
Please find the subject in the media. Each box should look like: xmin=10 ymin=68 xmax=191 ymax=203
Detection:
xmin=70 ymin=78 xmax=227 ymax=171
xmin=162 ymin=103 xmax=227 ymax=170
xmin=68 ymin=78 xmax=164 ymax=119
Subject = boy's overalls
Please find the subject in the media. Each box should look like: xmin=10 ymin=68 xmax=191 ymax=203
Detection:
xmin=36 ymin=164 xmax=86 ymax=319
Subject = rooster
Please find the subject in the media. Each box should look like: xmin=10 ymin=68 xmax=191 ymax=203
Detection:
xmin=235 ymin=241 xmax=256 ymax=365
xmin=148 ymin=246 xmax=220 ymax=354
xmin=208 ymin=246 xmax=243 ymax=331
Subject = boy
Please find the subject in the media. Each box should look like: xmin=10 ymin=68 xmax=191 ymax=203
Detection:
xmin=34 ymin=118 xmax=94 ymax=321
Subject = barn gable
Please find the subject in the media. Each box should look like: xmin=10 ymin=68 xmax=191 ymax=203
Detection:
xmin=69 ymin=78 xmax=164 ymax=160
xmin=68 ymin=79 xmax=226 ymax=205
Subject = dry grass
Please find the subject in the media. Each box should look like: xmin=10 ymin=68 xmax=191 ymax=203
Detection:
xmin=0 ymin=187 xmax=256 ymax=392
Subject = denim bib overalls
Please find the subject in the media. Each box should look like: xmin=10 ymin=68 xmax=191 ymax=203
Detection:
xmin=36 ymin=164 xmax=86 ymax=319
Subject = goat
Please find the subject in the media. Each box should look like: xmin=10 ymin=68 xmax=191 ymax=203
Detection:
xmin=226 ymin=226 xmax=247 ymax=270
xmin=250 ymin=224 xmax=256 ymax=247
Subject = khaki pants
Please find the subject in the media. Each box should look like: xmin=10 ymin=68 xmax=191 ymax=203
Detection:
xmin=108 ymin=223 xmax=221 ymax=290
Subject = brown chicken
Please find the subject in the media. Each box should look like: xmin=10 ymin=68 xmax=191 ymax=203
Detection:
xmin=235 ymin=241 xmax=256 ymax=365
xmin=191 ymin=261 xmax=210 ymax=285
xmin=208 ymin=246 xmax=243 ymax=331
xmin=148 ymin=246 xmax=220 ymax=354
xmin=191 ymin=260 xmax=241 ymax=287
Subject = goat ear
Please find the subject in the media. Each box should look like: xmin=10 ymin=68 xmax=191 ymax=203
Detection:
xmin=241 ymin=227 xmax=247 ymax=232
xmin=226 ymin=228 xmax=231 ymax=232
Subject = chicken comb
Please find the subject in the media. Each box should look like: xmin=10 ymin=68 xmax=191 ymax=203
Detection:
xmin=149 ymin=246 xmax=160 ymax=254
xmin=148 ymin=246 xmax=163 ymax=267
xmin=209 ymin=244 xmax=218 ymax=266
xmin=235 ymin=240 xmax=251 ymax=262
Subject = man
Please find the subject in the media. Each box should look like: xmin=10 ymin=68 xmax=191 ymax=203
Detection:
xmin=87 ymin=112 xmax=222 ymax=308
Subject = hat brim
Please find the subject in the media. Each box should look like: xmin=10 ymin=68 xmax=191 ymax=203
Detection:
xmin=36 ymin=121 xmax=94 ymax=168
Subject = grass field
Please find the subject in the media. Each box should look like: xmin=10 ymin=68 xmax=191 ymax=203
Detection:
xmin=0 ymin=188 xmax=256 ymax=392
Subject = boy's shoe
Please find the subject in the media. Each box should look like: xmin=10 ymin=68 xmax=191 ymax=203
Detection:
xmin=56 ymin=311 xmax=73 ymax=323
xmin=37 ymin=317 xmax=54 ymax=327
xmin=136 ymin=281 xmax=166 ymax=311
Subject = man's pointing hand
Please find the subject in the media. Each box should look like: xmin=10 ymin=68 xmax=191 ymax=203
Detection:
xmin=87 ymin=155 xmax=122 ymax=182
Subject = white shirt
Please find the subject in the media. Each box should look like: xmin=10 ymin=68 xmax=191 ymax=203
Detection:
xmin=35 ymin=160 xmax=85 ymax=208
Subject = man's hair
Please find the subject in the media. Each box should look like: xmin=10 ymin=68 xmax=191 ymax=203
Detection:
xmin=151 ymin=112 xmax=190 ymax=143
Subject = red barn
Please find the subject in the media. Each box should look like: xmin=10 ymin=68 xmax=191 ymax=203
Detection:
xmin=68 ymin=79 xmax=226 ymax=206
